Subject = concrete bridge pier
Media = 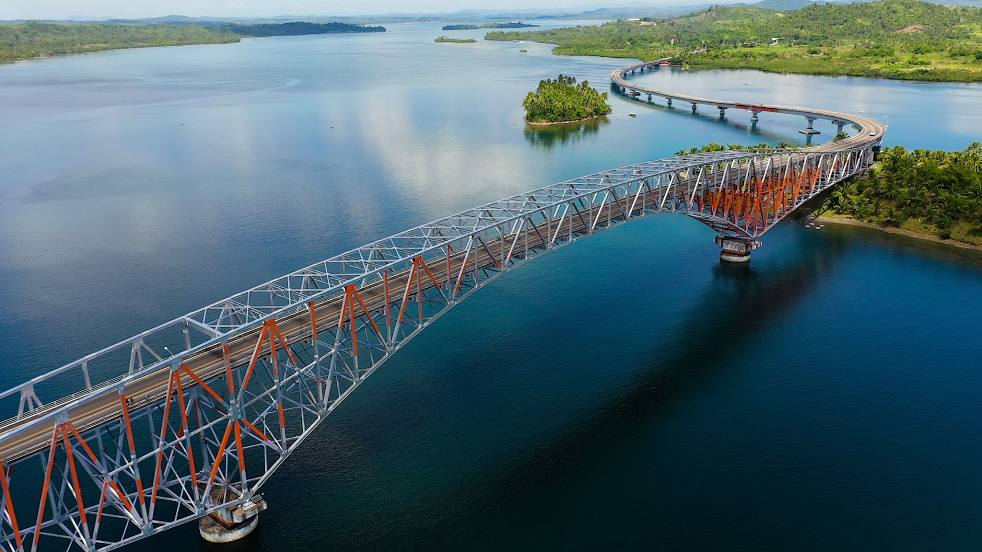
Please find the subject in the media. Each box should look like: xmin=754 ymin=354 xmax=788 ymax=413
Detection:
xmin=717 ymin=106 xmax=727 ymax=119
xmin=715 ymin=236 xmax=758 ymax=263
xmin=751 ymin=110 xmax=760 ymax=123
xmin=799 ymin=117 xmax=820 ymax=136
xmin=835 ymin=120 xmax=846 ymax=135
xmin=667 ymin=98 xmax=672 ymax=107
xmin=647 ymin=94 xmax=652 ymax=102
xmin=199 ymin=493 xmax=267 ymax=544
xmin=691 ymin=103 xmax=697 ymax=113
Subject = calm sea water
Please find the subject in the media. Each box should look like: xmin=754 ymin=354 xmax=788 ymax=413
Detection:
xmin=1 ymin=22 xmax=981 ymax=551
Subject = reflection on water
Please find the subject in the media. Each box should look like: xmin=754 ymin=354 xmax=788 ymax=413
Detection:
xmin=524 ymin=117 xmax=608 ymax=149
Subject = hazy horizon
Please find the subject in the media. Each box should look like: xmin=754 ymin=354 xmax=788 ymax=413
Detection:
xmin=1 ymin=0 xmax=717 ymax=21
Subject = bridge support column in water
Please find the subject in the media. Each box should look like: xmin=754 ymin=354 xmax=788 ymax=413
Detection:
xmin=715 ymin=236 xmax=759 ymax=263
xmin=800 ymin=117 xmax=820 ymax=136
xmin=199 ymin=493 xmax=267 ymax=543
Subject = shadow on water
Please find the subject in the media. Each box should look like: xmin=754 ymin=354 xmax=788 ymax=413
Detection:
xmin=400 ymin=235 xmax=852 ymax=547
xmin=524 ymin=117 xmax=609 ymax=150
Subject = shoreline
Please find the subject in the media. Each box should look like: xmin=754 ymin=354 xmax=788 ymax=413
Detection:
xmin=526 ymin=115 xmax=608 ymax=127
xmin=483 ymin=39 xmax=980 ymax=84
xmin=816 ymin=214 xmax=982 ymax=253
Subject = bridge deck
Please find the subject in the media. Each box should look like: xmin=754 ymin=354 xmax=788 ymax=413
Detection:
xmin=611 ymin=59 xmax=885 ymax=152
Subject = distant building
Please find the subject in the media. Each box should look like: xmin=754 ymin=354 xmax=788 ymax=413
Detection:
xmin=626 ymin=18 xmax=641 ymax=22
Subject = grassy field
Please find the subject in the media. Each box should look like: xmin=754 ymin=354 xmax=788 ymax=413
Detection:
xmin=487 ymin=0 xmax=982 ymax=82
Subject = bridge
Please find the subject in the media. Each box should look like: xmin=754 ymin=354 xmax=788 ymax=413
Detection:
xmin=0 ymin=61 xmax=883 ymax=551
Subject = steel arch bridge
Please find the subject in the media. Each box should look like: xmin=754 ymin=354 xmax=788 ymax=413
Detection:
xmin=0 ymin=61 xmax=883 ymax=551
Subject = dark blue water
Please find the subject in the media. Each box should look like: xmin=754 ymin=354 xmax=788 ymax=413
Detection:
xmin=1 ymin=22 xmax=981 ymax=551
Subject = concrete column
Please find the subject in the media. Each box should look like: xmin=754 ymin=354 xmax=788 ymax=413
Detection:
xmin=691 ymin=103 xmax=697 ymax=113
xmin=715 ymin=237 xmax=758 ymax=263
xmin=647 ymin=94 xmax=652 ymax=102
xmin=667 ymin=98 xmax=672 ymax=107
xmin=751 ymin=111 xmax=760 ymax=122
xmin=199 ymin=494 xmax=267 ymax=544
xmin=718 ymin=106 xmax=727 ymax=119
xmin=799 ymin=117 xmax=820 ymax=136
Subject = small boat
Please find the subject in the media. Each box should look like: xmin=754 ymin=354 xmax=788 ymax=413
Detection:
xmin=627 ymin=90 xmax=641 ymax=97
xmin=628 ymin=112 xmax=637 ymax=118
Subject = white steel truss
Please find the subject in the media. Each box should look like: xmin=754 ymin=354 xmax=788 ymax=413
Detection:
xmin=0 ymin=107 xmax=882 ymax=552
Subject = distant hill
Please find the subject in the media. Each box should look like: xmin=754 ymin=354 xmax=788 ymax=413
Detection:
xmin=752 ymin=0 xmax=820 ymax=10
xmin=0 ymin=20 xmax=386 ymax=64
xmin=223 ymin=22 xmax=385 ymax=36
xmin=486 ymin=0 xmax=982 ymax=81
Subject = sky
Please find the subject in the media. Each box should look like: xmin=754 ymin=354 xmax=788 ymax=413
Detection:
xmin=0 ymin=0 xmax=691 ymax=20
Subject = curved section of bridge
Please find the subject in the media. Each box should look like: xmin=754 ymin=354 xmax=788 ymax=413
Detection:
xmin=0 ymin=62 xmax=883 ymax=551
xmin=611 ymin=58 xmax=886 ymax=153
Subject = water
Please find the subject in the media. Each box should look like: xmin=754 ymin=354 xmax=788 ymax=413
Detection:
xmin=1 ymin=22 xmax=981 ymax=551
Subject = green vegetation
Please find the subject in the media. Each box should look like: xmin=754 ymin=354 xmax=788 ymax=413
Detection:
xmin=443 ymin=22 xmax=539 ymax=31
xmin=523 ymin=74 xmax=612 ymax=124
xmin=487 ymin=0 xmax=982 ymax=81
xmin=0 ymin=21 xmax=385 ymax=64
xmin=480 ymin=22 xmax=540 ymax=29
xmin=674 ymin=142 xmax=797 ymax=155
xmin=0 ymin=22 xmax=238 ymax=63
xmin=435 ymin=36 xmax=477 ymax=43
xmin=826 ymin=144 xmax=982 ymax=245
xmin=222 ymin=22 xmax=385 ymax=36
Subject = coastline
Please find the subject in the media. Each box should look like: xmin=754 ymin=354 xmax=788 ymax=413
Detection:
xmin=816 ymin=214 xmax=982 ymax=253
xmin=526 ymin=115 xmax=608 ymax=127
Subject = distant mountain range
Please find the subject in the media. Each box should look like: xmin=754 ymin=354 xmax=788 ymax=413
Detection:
xmin=5 ymin=0 xmax=979 ymax=25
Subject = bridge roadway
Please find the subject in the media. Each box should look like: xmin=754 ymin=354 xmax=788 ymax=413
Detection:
xmin=0 ymin=184 xmax=667 ymax=463
xmin=611 ymin=58 xmax=886 ymax=152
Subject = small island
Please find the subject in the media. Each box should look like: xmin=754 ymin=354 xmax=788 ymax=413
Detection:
xmin=435 ymin=36 xmax=477 ymax=44
xmin=523 ymin=74 xmax=612 ymax=125
xmin=480 ymin=22 xmax=540 ymax=29
xmin=442 ymin=22 xmax=539 ymax=31
xmin=223 ymin=22 xmax=385 ymax=36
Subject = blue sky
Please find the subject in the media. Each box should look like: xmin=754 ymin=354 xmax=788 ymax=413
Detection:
xmin=2 ymin=0 xmax=701 ymax=20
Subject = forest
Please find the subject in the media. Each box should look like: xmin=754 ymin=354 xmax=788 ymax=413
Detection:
xmin=523 ymin=74 xmax=612 ymax=124
xmin=827 ymin=144 xmax=982 ymax=244
xmin=0 ymin=21 xmax=384 ymax=64
xmin=222 ymin=22 xmax=385 ymax=37
xmin=487 ymin=0 xmax=982 ymax=81
xmin=0 ymin=23 xmax=237 ymax=63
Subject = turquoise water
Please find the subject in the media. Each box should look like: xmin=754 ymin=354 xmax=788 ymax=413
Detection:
xmin=1 ymin=22 xmax=981 ymax=551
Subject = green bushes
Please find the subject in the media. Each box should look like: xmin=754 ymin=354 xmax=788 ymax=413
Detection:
xmin=523 ymin=74 xmax=612 ymax=124
xmin=828 ymin=143 xmax=982 ymax=243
